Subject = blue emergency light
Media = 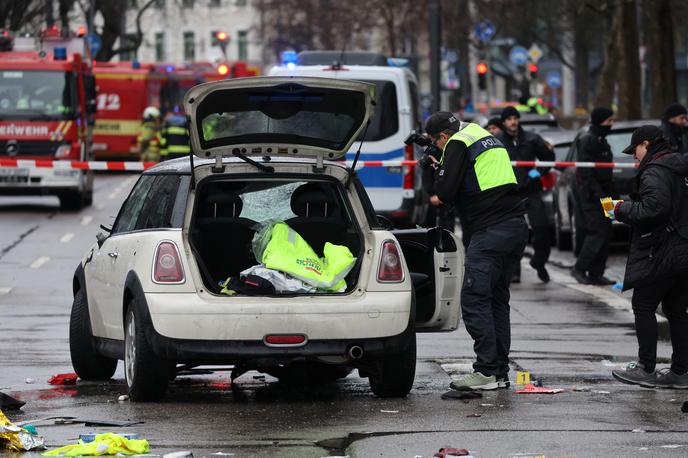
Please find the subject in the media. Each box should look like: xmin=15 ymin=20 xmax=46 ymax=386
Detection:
xmin=132 ymin=60 xmax=141 ymax=69
xmin=281 ymin=50 xmax=298 ymax=68
xmin=53 ymin=47 xmax=67 ymax=60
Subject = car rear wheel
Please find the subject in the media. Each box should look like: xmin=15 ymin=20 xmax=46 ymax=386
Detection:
xmin=69 ymin=289 xmax=118 ymax=380
xmin=368 ymin=332 xmax=416 ymax=398
xmin=124 ymin=301 xmax=171 ymax=401
xmin=58 ymin=190 xmax=86 ymax=211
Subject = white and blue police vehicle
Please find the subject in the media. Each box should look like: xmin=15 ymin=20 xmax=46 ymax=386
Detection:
xmin=269 ymin=51 xmax=427 ymax=228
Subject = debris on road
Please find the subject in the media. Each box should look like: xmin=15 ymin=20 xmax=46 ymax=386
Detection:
xmin=572 ymin=386 xmax=591 ymax=392
xmin=47 ymin=373 xmax=78 ymax=385
xmin=433 ymin=447 xmax=472 ymax=457
xmin=25 ymin=378 xmax=35 ymax=384
xmin=379 ymin=410 xmax=398 ymax=413
xmin=162 ymin=451 xmax=193 ymax=458
xmin=0 ymin=409 xmax=46 ymax=451
xmin=466 ymin=413 xmax=481 ymax=418
xmin=515 ymin=384 xmax=564 ymax=394
xmin=0 ymin=392 xmax=25 ymax=410
xmin=42 ymin=432 xmax=150 ymax=456
xmin=118 ymin=395 xmax=130 ymax=402
xmin=632 ymin=428 xmax=645 ymax=433
xmin=441 ymin=390 xmax=483 ymax=400
xmin=80 ymin=433 xmax=139 ymax=443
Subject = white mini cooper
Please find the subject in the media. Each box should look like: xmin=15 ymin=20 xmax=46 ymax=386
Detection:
xmin=69 ymin=77 xmax=464 ymax=401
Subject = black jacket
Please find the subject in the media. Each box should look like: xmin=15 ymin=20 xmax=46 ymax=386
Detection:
xmin=421 ymin=145 xmax=443 ymax=195
xmin=615 ymin=142 xmax=688 ymax=290
xmin=660 ymin=119 xmax=687 ymax=154
xmin=435 ymin=134 xmax=525 ymax=235
xmin=497 ymin=128 xmax=554 ymax=194
xmin=574 ymin=124 xmax=616 ymax=205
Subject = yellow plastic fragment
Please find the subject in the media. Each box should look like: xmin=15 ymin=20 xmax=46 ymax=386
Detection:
xmin=42 ymin=432 xmax=149 ymax=456
xmin=0 ymin=409 xmax=46 ymax=451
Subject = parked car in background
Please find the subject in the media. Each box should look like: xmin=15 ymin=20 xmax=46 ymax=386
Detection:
xmin=552 ymin=120 xmax=659 ymax=252
xmin=540 ymin=129 xmax=578 ymax=234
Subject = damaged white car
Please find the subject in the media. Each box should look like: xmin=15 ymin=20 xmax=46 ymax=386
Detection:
xmin=69 ymin=76 xmax=464 ymax=401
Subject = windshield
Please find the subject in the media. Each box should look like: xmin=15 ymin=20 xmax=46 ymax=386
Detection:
xmin=196 ymin=83 xmax=366 ymax=151
xmin=0 ymin=70 xmax=77 ymax=120
xmin=606 ymin=130 xmax=634 ymax=157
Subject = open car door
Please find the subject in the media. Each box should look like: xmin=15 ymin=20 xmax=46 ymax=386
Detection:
xmin=392 ymin=227 xmax=463 ymax=332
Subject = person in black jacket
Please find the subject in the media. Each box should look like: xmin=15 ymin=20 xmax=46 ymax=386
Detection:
xmin=498 ymin=107 xmax=555 ymax=283
xmin=660 ymin=103 xmax=688 ymax=154
xmin=571 ymin=107 xmax=617 ymax=285
xmin=420 ymin=142 xmax=455 ymax=232
xmin=610 ymin=126 xmax=688 ymax=389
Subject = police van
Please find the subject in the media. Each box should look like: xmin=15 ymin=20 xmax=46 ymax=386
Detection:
xmin=269 ymin=51 xmax=427 ymax=228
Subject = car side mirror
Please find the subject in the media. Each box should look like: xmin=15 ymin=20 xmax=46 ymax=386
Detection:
xmin=96 ymin=231 xmax=108 ymax=248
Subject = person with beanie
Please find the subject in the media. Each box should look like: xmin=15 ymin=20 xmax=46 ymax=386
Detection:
xmin=610 ymin=125 xmax=688 ymax=388
xmin=497 ymin=106 xmax=555 ymax=283
xmin=660 ymin=103 xmax=688 ymax=154
xmin=485 ymin=117 xmax=503 ymax=136
xmin=570 ymin=107 xmax=617 ymax=285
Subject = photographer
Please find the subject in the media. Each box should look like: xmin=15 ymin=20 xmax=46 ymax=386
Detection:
xmin=405 ymin=132 xmax=455 ymax=231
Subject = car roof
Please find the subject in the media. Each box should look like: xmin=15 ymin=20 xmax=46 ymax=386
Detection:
xmin=541 ymin=129 xmax=577 ymax=145
xmin=577 ymin=119 xmax=661 ymax=134
xmin=143 ymin=155 xmax=349 ymax=174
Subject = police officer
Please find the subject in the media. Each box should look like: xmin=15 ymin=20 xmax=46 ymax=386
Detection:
xmin=138 ymin=106 xmax=162 ymax=163
xmin=498 ymin=106 xmax=555 ymax=283
xmin=427 ymin=111 xmax=527 ymax=391
xmin=160 ymin=109 xmax=191 ymax=160
xmin=571 ymin=107 xmax=616 ymax=285
xmin=660 ymin=103 xmax=688 ymax=154
xmin=610 ymin=125 xmax=688 ymax=389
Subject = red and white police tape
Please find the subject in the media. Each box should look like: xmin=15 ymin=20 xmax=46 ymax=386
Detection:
xmin=0 ymin=158 xmax=639 ymax=171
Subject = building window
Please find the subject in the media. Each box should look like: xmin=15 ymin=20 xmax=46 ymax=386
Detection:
xmin=182 ymin=0 xmax=194 ymax=7
xmin=238 ymin=30 xmax=248 ymax=60
xmin=235 ymin=0 xmax=247 ymax=5
xmin=210 ymin=0 xmax=221 ymax=6
xmin=183 ymin=31 xmax=195 ymax=61
xmin=154 ymin=32 xmax=165 ymax=62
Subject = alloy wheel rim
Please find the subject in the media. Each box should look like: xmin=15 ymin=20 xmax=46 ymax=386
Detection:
xmin=125 ymin=312 xmax=136 ymax=386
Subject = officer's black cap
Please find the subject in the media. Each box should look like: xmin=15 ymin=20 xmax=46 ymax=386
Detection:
xmin=425 ymin=111 xmax=460 ymax=136
xmin=621 ymin=125 xmax=664 ymax=155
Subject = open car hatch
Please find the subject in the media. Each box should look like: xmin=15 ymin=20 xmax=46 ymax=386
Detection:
xmin=183 ymin=76 xmax=376 ymax=162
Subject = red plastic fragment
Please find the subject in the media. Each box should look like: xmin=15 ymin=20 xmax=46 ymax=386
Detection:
xmin=47 ymin=373 xmax=78 ymax=385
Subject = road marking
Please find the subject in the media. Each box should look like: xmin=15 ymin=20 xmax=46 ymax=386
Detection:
xmin=80 ymin=216 xmax=93 ymax=226
xmin=30 ymin=256 xmax=50 ymax=269
xmin=60 ymin=232 xmax=75 ymax=243
xmin=0 ymin=287 xmax=11 ymax=295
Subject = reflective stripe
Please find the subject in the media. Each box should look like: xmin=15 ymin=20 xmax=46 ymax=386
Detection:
xmin=442 ymin=123 xmax=516 ymax=191
xmin=165 ymin=126 xmax=188 ymax=136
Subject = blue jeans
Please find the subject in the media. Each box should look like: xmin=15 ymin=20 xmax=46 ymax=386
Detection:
xmin=461 ymin=216 xmax=528 ymax=377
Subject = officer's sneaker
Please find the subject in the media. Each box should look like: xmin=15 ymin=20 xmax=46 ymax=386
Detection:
xmin=449 ymin=372 xmax=498 ymax=391
xmin=571 ymin=268 xmax=591 ymax=285
xmin=655 ymin=368 xmax=688 ymax=389
xmin=612 ymin=362 xmax=656 ymax=388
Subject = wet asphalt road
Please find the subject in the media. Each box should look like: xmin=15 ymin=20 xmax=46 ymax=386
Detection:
xmin=0 ymin=173 xmax=686 ymax=458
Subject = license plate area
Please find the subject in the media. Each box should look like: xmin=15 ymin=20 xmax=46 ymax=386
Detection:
xmin=0 ymin=168 xmax=30 ymax=183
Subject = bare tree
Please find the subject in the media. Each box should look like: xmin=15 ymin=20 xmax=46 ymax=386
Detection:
xmin=0 ymin=0 xmax=45 ymax=31
xmin=644 ymin=0 xmax=677 ymax=117
xmin=615 ymin=0 xmax=642 ymax=119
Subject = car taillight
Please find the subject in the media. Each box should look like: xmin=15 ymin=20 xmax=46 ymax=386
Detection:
xmin=540 ymin=171 xmax=556 ymax=190
xmin=264 ymin=335 xmax=306 ymax=345
xmin=403 ymin=143 xmax=415 ymax=190
xmin=153 ymin=241 xmax=184 ymax=283
xmin=378 ymin=240 xmax=404 ymax=282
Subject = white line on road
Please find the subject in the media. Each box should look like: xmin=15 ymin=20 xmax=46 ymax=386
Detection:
xmin=0 ymin=287 xmax=11 ymax=295
xmin=30 ymin=256 xmax=50 ymax=269
xmin=60 ymin=232 xmax=75 ymax=243
xmin=80 ymin=216 xmax=93 ymax=226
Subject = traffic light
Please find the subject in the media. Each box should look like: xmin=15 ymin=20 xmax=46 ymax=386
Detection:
xmin=212 ymin=30 xmax=229 ymax=56
xmin=476 ymin=62 xmax=488 ymax=90
xmin=529 ymin=63 xmax=538 ymax=78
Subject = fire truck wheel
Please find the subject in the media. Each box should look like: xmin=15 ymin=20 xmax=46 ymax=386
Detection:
xmin=58 ymin=191 xmax=86 ymax=211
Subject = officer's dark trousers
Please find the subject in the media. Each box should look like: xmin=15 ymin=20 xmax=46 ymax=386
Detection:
xmin=461 ymin=216 xmax=528 ymax=377
xmin=574 ymin=203 xmax=612 ymax=277
xmin=514 ymin=193 xmax=550 ymax=277
xmin=632 ymin=275 xmax=688 ymax=374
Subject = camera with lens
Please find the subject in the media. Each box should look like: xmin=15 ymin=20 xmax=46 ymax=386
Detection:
xmin=404 ymin=132 xmax=442 ymax=170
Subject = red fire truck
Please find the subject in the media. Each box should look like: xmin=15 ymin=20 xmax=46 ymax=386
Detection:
xmin=92 ymin=61 xmax=259 ymax=161
xmin=0 ymin=29 xmax=96 ymax=210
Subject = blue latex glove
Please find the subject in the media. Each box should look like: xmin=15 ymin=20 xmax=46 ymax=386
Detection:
xmin=606 ymin=209 xmax=616 ymax=220
xmin=528 ymin=168 xmax=541 ymax=179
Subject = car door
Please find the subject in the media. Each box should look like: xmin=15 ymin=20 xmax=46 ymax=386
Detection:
xmin=87 ymin=175 xmax=154 ymax=339
xmin=392 ymin=227 xmax=463 ymax=332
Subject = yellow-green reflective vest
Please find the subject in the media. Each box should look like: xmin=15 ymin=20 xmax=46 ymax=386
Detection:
xmin=260 ymin=222 xmax=354 ymax=291
xmin=440 ymin=123 xmax=517 ymax=192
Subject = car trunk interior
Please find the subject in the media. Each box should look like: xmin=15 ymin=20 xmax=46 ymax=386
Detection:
xmin=188 ymin=176 xmax=363 ymax=295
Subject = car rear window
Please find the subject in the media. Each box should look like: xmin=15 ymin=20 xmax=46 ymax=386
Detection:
xmin=606 ymin=131 xmax=634 ymax=157
xmin=356 ymin=80 xmax=399 ymax=142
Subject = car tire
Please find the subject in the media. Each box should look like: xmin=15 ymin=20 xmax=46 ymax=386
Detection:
xmin=58 ymin=190 xmax=85 ymax=211
xmin=69 ymin=289 xmax=117 ymax=380
xmin=368 ymin=332 xmax=416 ymax=398
xmin=124 ymin=301 xmax=171 ymax=402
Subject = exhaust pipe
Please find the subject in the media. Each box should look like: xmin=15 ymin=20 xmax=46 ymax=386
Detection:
xmin=348 ymin=345 xmax=364 ymax=360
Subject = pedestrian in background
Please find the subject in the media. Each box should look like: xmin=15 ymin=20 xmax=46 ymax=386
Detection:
xmin=427 ymin=111 xmax=527 ymax=391
xmin=660 ymin=103 xmax=688 ymax=154
xmin=485 ymin=117 xmax=503 ymax=137
xmin=571 ymin=107 xmax=616 ymax=286
xmin=498 ymin=107 xmax=555 ymax=283
xmin=610 ymin=125 xmax=688 ymax=389
xmin=138 ymin=106 xmax=162 ymax=163
xmin=159 ymin=108 xmax=191 ymax=161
